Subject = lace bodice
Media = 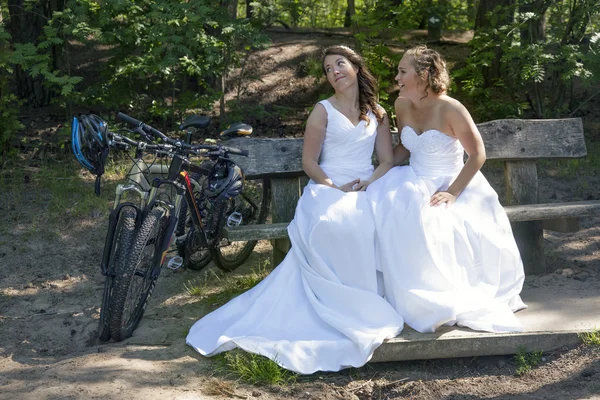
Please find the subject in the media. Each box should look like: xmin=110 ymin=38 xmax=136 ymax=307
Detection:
xmin=401 ymin=126 xmax=464 ymax=177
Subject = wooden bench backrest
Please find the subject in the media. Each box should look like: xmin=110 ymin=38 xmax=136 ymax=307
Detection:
xmin=227 ymin=118 xmax=585 ymax=179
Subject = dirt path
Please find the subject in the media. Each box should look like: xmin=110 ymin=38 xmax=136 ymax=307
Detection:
xmin=2 ymin=31 xmax=600 ymax=400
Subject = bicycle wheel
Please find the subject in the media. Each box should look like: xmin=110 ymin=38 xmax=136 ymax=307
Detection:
xmin=98 ymin=205 xmax=137 ymax=342
xmin=108 ymin=206 xmax=168 ymax=341
xmin=176 ymin=172 xmax=211 ymax=270
xmin=211 ymin=178 xmax=270 ymax=271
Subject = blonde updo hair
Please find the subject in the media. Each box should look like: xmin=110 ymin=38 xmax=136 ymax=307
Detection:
xmin=405 ymin=45 xmax=450 ymax=95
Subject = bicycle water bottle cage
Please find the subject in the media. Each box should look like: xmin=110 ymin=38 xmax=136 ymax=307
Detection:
xmin=220 ymin=122 xmax=253 ymax=138
xmin=71 ymin=114 xmax=110 ymax=195
xmin=179 ymin=115 xmax=210 ymax=130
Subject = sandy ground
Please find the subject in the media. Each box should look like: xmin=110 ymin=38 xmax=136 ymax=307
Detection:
xmin=2 ymin=29 xmax=600 ymax=400
xmin=1 ymin=159 xmax=600 ymax=400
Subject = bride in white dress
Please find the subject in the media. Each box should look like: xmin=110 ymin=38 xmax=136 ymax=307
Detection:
xmin=369 ymin=45 xmax=527 ymax=334
xmin=186 ymin=45 xmax=404 ymax=374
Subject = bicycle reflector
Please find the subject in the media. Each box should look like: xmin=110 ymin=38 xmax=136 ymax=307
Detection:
xmin=71 ymin=114 xmax=110 ymax=195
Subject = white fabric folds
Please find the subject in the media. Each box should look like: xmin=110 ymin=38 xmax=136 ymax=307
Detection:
xmin=368 ymin=126 xmax=527 ymax=333
xmin=186 ymin=100 xmax=404 ymax=374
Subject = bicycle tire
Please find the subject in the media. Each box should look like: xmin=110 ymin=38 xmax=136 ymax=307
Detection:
xmin=176 ymin=172 xmax=211 ymax=271
xmin=108 ymin=206 xmax=168 ymax=341
xmin=98 ymin=206 xmax=137 ymax=342
xmin=211 ymin=178 xmax=270 ymax=271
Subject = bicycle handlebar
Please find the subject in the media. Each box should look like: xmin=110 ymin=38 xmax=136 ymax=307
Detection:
xmin=113 ymin=112 xmax=249 ymax=157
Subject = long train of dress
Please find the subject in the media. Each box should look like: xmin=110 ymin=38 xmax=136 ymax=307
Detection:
xmin=186 ymin=100 xmax=404 ymax=374
xmin=368 ymin=126 xmax=527 ymax=333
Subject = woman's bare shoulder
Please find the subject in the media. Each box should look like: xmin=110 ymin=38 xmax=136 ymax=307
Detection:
xmin=439 ymin=95 xmax=468 ymax=115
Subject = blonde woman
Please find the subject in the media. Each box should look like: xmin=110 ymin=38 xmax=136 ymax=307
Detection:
xmin=369 ymin=45 xmax=527 ymax=334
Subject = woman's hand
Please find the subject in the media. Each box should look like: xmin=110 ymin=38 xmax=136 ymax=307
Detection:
xmin=354 ymin=179 xmax=371 ymax=191
xmin=430 ymin=191 xmax=456 ymax=207
xmin=338 ymin=179 xmax=361 ymax=192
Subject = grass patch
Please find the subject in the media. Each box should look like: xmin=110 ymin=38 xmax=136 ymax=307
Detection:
xmin=513 ymin=347 xmax=543 ymax=376
xmin=183 ymin=279 xmax=204 ymax=297
xmin=579 ymin=329 xmax=600 ymax=346
xmin=199 ymin=259 xmax=271 ymax=308
xmin=203 ymin=379 xmax=240 ymax=397
xmin=216 ymin=350 xmax=296 ymax=386
xmin=0 ymin=154 xmax=118 ymax=221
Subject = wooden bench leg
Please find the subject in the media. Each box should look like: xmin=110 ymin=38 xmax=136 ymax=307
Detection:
xmin=272 ymin=238 xmax=291 ymax=266
xmin=511 ymin=221 xmax=546 ymax=275
xmin=270 ymin=177 xmax=301 ymax=267
xmin=505 ymin=161 xmax=548 ymax=275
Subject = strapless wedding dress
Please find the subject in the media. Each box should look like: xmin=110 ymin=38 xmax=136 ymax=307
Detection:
xmin=368 ymin=126 xmax=527 ymax=333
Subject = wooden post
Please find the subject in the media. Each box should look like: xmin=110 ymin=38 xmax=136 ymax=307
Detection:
xmin=270 ymin=178 xmax=301 ymax=266
xmin=504 ymin=161 xmax=546 ymax=275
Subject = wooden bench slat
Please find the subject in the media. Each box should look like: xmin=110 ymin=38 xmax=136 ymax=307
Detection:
xmin=505 ymin=200 xmax=600 ymax=221
xmin=224 ymin=222 xmax=289 ymax=241
xmin=225 ymin=118 xmax=585 ymax=177
xmin=224 ymin=201 xmax=600 ymax=242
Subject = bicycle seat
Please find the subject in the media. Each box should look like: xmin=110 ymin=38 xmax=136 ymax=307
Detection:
xmin=180 ymin=115 xmax=211 ymax=130
xmin=220 ymin=122 xmax=253 ymax=137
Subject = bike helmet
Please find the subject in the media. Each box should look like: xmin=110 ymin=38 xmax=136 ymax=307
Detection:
xmin=71 ymin=114 xmax=110 ymax=194
xmin=205 ymin=161 xmax=245 ymax=199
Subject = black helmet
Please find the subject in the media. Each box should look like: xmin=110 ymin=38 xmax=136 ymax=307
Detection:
xmin=71 ymin=114 xmax=110 ymax=194
xmin=205 ymin=161 xmax=244 ymax=199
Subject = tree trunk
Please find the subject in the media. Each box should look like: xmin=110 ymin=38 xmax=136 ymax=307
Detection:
xmin=475 ymin=0 xmax=514 ymax=30
xmin=474 ymin=0 xmax=515 ymax=87
xmin=245 ymin=0 xmax=252 ymax=19
xmin=520 ymin=0 xmax=551 ymax=44
xmin=418 ymin=0 xmax=434 ymax=29
xmin=344 ymin=0 xmax=355 ymax=28
xmin=229 ymin=0 xmax=238 ymax=19
xmin=7 ymin=0 xmax=54 ymax=107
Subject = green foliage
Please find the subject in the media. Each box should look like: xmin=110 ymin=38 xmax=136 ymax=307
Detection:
xmin=0 ymin=25 xmax=24 ymax=154
xmin=513 ymin=348 xmax=543 ymax=376
xmin=454 ymin=2 xmax=600 ymax=120
xmin=62 ymin=0 xmax=270 ymax=123
xmin=298 ymin=54 xmax=324 ymax=84
xmin=352 ymin=7 xmax=402 ymax=115
xmin=217 ymin=351 xmax=297 ymax=385
xmin=391 ymin=0 xmax=471 ymax=31
xmin=3 ymin=0 xmax=269 ymax=135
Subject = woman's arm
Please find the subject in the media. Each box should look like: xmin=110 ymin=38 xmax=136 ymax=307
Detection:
xmin=393 ymin=97 xmax=411 ymax=166
xmin=356 ymin=110 xmax=393 ymax=190
xmin=430 ymin=99 xmax=486 ymax=206
xmin=302 ymin=104 xmax=333 ymax=186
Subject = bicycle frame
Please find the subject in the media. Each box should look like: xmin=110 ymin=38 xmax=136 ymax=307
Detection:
xmin=143 ymin=154 xmax=211 ymax=277
xmin=113 ymin=160 xmax=168 ymax=210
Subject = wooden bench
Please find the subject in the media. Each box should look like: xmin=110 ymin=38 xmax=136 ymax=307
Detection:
xmin=227 ymin=118 xmax=600 ymax=275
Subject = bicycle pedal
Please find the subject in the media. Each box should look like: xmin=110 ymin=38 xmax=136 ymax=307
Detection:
xmin=166 ymin=256 xmax=183 ymax=270
xmin=226 ymin=211 xmax=243 ymax=227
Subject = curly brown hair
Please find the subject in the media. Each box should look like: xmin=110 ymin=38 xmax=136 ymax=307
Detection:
xmin=321 ymin=45 xmax=383 ymax=124
xmin=405 ymin=45 xmax=450 ymax=95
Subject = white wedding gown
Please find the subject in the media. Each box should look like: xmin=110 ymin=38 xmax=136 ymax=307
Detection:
xmin=186 ymin=100 xmax=404 ymax=374
xmin=368 ymin=126 xmax=527 ymax=333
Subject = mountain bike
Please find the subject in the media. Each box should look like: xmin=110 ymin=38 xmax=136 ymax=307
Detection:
xmin=72 ymin=113 xmax=269 ymax=341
